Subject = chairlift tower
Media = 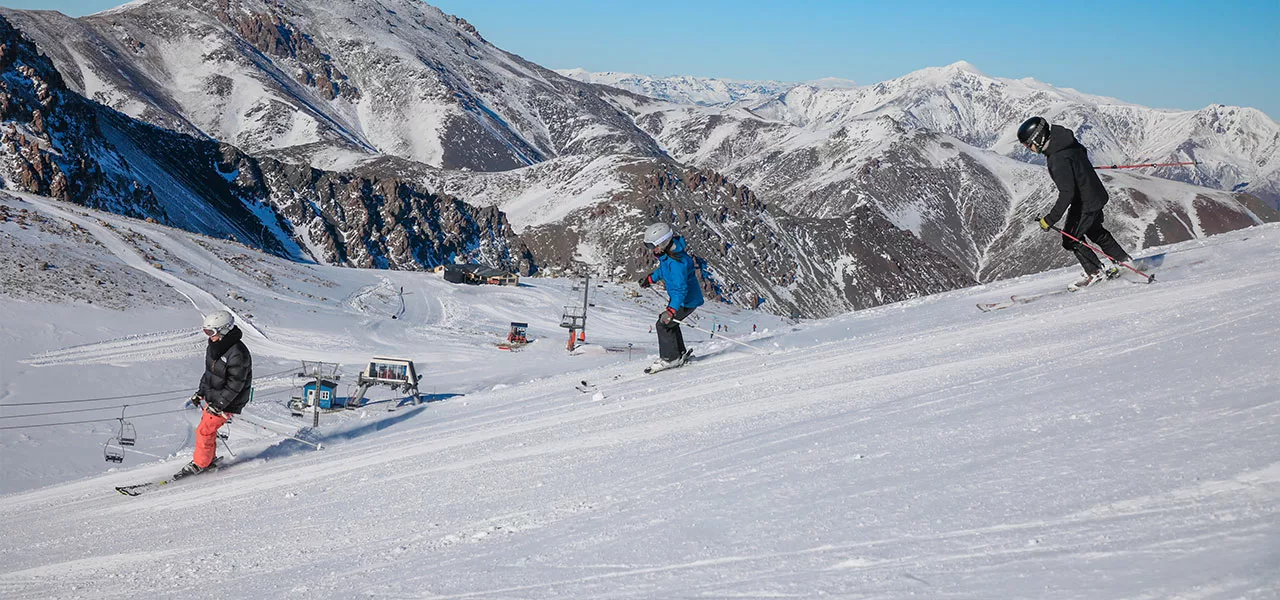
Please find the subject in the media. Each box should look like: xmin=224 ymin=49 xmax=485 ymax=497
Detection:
xmin=560 ymin=272 xmax=590 ymax=351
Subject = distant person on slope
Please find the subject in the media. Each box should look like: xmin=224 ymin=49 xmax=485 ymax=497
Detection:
xmin=638 ymin=222 xmax=704 ymax=373
xmin=1018 ymin=116 xmax=1133 ymax=291
xmin=180 ymin=310 xmax=253 ymax=477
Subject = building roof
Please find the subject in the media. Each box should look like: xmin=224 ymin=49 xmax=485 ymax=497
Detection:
xmin=442 ymin=264 xmax=512 ymax=278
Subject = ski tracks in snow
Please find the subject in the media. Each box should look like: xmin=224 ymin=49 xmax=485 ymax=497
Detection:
xmin=22 ymin=328 xmax=205 ymax=367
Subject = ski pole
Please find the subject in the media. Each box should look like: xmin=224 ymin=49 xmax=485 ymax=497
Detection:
xmin=1048 ymin=225 xmax=1155 ymax=283
xmin=643 ymin=287 xmax=766 ymax=353
xmin=1094 ymin=161 xmax=1198 ymax=170
xmin=233 ymin=413 xmax=324 ymax=450
xmin=672 ymin=319 xmax=766 ymax=353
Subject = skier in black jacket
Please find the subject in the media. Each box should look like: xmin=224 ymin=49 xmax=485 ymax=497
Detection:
xmin=1018 ymin=116 xmax=1133 ymax=291
xmin=178 ymin=310 xmax=253 ymax=477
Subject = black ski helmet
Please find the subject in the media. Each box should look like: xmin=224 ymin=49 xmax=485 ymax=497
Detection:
xmin=1017 ymin=116 xmax=1051 ymax=153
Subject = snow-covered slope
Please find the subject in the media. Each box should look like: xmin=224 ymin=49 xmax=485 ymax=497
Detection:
xmin=1 ymin=190 xmax=1278 ymax=597
xmin=0 ymin=190 xmax=777 ymax=493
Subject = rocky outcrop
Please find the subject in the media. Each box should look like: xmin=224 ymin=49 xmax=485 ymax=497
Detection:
xmin=0 ymin=14 xmax=529 ymax=275
xmin=210 ymin=0 xmax=358 ymax=101
xmin=519 ymin=161 xmax=972 ymax=317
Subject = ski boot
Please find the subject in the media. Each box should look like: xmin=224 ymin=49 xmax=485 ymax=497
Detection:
xmin=172 ymin=457 xmax=219 ymax=480
xmin=1068 ymin=271 xmax=1105 ymax=292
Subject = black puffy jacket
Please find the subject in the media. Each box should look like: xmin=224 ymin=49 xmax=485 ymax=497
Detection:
xmin=1043 ymin=124 xmax=1109 ymax=224
xmin=198 ymin=326 xmax=253 ymax=413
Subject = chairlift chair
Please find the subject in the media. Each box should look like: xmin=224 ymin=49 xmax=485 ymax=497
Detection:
xmin=116 ymin=406 xmax=137 ymax=447
xmin=560 ymin=306 xmax=586 ymax=330
xmin=104 ymin=437 xmax=125 ymax=463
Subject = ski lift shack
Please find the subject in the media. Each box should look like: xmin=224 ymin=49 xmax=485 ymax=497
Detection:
xmin=347 ymin=357 xmax=422 ymax=411
xmin=508 ymin=322 xmax=529 ymax=344
xmin=303 ymin=379 xmax=341 ymax=409
xmin=290 ymin=361 xmax=343 ymax=418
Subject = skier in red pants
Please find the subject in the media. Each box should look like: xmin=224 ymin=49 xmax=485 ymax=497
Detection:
xmin=181 ymin=310 xmax=253 ymax=477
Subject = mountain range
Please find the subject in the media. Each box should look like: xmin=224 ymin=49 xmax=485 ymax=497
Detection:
xmin=1 ymin=0 xmax=1276 ymax=317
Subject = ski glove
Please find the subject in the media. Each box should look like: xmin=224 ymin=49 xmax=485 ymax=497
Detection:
xmin=638 ymin=275 xmax=652 ymax=289
xmin=188 ymin=393 xmax=204 ymax=408
xmin=659 ymin=307 xmax=677 ymax=325
xmin=1037 ymin=217 xmax=1051 ymax=231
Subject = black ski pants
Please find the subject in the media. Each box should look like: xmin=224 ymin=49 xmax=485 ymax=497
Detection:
xmin=656 ymin=307 xmax=696 ymax=361
xmin=1063 ymin=206 xmax=1130 ymax=274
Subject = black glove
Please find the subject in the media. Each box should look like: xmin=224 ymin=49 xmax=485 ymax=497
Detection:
xmin=188 ymin=393 xmax=204 ymax=408
xmin=638 ymin=275 xmax=651 ymax=289
xmin=658 ymin=307 xmax=676 ymax=325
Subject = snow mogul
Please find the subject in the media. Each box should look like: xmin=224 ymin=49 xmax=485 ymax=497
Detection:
xmin=1018 ymin=115 xmax=1134 ymax=291
xmin=638 ymin=222 xmax=704 ymax=373
xmin=179 ymin=310 xmax=253 ymax=477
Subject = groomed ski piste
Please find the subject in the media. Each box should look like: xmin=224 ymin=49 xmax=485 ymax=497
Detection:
xmin=1 ymin=191 xmax=1277 ymax=598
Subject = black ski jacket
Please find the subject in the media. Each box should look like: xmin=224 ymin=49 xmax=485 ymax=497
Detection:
xmin=198 ymin=326 xmax=253 ymax=413
xmin=1043 ymin=124 xmax=1109 ymax=224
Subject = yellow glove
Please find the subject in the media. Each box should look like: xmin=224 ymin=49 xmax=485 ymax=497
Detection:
xmin=1037 ymin=217 xmax=1051 ymax=231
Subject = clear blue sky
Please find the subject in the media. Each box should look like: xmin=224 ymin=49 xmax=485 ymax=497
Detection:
xmin=9 ymin=0 xmax=1278 ymax=119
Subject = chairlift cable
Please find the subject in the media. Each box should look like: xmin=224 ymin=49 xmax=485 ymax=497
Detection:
xmin=0 ymin=394 xmax=186 ymax=419
xmin=0 ymin=367 xmax=299 ymax=408
xmin=0 ymin=408 xmax=189 ymax=430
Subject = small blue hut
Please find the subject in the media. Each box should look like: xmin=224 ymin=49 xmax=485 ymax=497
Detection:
xmin=303 ymin=379 xmax=341 ymax=409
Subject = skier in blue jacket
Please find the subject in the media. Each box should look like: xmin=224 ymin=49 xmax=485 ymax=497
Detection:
xmin=638 ymin=222 xmax=704 ymax=373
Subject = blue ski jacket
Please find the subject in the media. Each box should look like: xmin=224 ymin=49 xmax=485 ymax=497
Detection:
xmin=645 ymin=237 xmax=704 ymax=311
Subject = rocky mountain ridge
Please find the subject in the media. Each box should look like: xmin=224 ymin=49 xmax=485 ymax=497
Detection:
xmin=1 ymin=1 xmax=1276 ymax=318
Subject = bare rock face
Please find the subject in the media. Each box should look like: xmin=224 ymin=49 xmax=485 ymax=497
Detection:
xmin=0 ymin=17 xmax=166 ymax=218
xmin=518 ymin=161 xmax=972 ymax=318
xmin=0 ymin=14 xmax=529 ymax=276
xmin=210 ymin=1 xmax=358 ymax=101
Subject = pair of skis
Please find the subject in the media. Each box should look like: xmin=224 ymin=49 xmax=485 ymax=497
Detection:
xmin=977 ymin=290 xmax=1069 ymax=312
xmin=977 ymin=253 xmax=1166 ymax=313
xmin=115 ymin=457 xmax=223 ymax=496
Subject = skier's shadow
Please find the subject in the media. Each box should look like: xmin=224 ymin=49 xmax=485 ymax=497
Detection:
xmin=240 ymin=398 xmax=457 ymax=462
xmin=316 ymin=404 xmax=433 ymax=443
xmin=352 ymin=392 xmax=463 ymax=410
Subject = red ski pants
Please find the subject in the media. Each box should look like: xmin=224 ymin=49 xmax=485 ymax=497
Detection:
xmin=194 ymin=409 xmax=229 ymax=468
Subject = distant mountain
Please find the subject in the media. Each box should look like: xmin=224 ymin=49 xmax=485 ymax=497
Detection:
xmin=1 ymin=0 xmax=663 ymax=170
xmin=555 ymin=68 xmax=860 ymax=107
xmin=0 ymin=2 xmax=969 ymax=317
xmin=596 ymin=61 xmax=1279 ymax=280
xmin=2 ymin=1 xmax=1275 ymax=318
xmin=555 ymin=69 xmax=795 ymax=106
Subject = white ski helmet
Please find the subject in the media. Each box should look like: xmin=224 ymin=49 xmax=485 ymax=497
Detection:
xmin=202 ymin=310 xmax=235 ymax=336
xmin=643 ymin=222 xmax=674 ymax=251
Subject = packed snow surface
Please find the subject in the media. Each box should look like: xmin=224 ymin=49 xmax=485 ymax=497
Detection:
xmin=0 ymin=193 xmax=1277 ymax=598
